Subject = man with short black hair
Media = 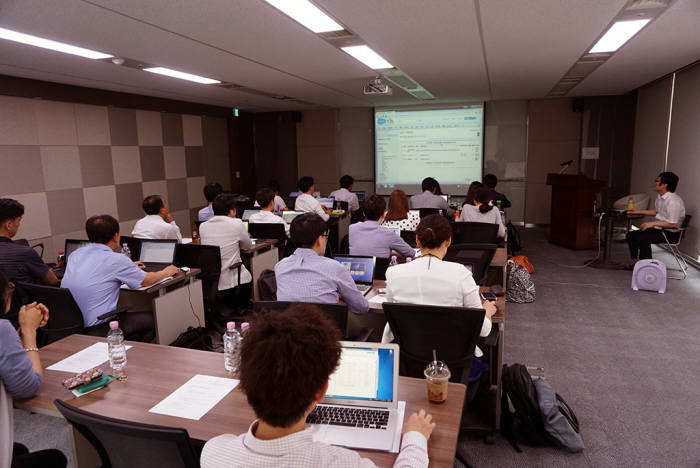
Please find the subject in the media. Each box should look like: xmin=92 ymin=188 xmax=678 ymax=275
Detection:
xmin=350 ymin=195 xmax=414 ymax=259
xmin=330 ymin=174 xmax=360 ymax=213
xmin=294 ymin=176 xmax=330 ymax=221
xmin=482 ymin=173 xmax=511 ymax=209
xmin=200 ymin=304 xmax=434 ymax=467
xmin=132 ymin=195 xmax=182 ymax=242
xmin=249 ymin=188 xmax=289 ymax=236
xmin=199 ymin=182 xmax=223 ymax=222
xmin=410 ymin=177 xmax=453 ymax=216
xmin=267 ymin=180 xmax=287 ymax=212
xmin=0 ymin=198 xmax=59 ymax=286
xmin=275 ymin=213 xmax=369 ymax=315
xmin=61 ymin=215 xmax=179 ymax=342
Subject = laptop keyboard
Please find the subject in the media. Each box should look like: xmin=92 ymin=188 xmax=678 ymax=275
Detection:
xmin=306 ymin=405 xmax=389 ymax=429
xmin=356 ymin=284 xmax=371 ymax=294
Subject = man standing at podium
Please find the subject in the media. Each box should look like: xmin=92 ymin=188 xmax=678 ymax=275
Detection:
xmin=626 ymin=172 xmax=685 ymax=266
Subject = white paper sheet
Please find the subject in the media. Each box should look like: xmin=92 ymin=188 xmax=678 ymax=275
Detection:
xmin=149 ymin=374 xmax=239 ymax=420
xmin=47 ymin=342 xmax=132 ymax=373
xmin=369 ymin=294 xmax=388 ymax=304
xmin=120 ymin=276 xmax=171 ymax=290
xmin=390 ymin=401 xmax=407 ymax=453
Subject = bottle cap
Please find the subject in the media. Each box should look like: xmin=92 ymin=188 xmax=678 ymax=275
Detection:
xmin=109 ymin=321 xmax=119 ymax=330
xmin=406 ymin=257 xmax=412 ymax=262
xmin=122 ymin=243 xmax=128 ymax=247
xmin=391 ymin=255 xmax=397 ymax=261
xmin=226 ymin=321 xmax=236 ymax=330
xmin=241 ymin=322 xmax=250 ymax=331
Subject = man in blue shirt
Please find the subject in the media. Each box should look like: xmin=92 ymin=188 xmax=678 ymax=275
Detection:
xmin=350 ymin=194 xmax=415 ymax=259
xmin=61 ymin=215 xmax=178 ymax=342
xmin=198 ymin=182 xmax=223 ymax=222
xmin=410 ymin=177 xmax=454 ymax=217
xmin=275 ymin=213 xmax=369 ymax=315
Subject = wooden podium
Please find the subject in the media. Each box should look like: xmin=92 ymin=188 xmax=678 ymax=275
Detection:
xmin=546 ymin=174 xmax=605 ymax=250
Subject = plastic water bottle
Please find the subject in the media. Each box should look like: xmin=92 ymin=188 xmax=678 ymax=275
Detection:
xmin=120 ymin=243 xmax=131 ymax=260
xmin=626 ymin=197 xmax=634 ymax=211
xmin=389 ymin=255 xmax=398 ymax=268
xmin=240 ymin=322 xmax=250 ymax=336
xmin=107 ymin=321 xmax=127 ymax=377
xmin=406 ymin=257 xmax=412 ymax=263
xmin=223 ymin=322 xmax=241 ymax=372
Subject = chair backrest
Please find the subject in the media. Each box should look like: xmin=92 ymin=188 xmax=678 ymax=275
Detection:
xmin=374 ymin=257 xmax=392 ymax=281
xmin=119 ymin=235 xmax=142 ymax=260
xmin=419 ymin=208 xmax=441 ymax=218
xmin=54 ymin=399 xmax=199 ymax=468
xmin=335 ymin=200 xmax=349 ymax=212
xmin=248 ymin=223 xmax=285 ymax=245
xmin=174 ymin=243 xmax=222 ymax=313
xmin=680 ymin=214 xmax=691 ymax=230
xmin=17 ymin=282 xmax=84 ymax=346
xmin=382 ymin=302 xmax=485 ymax=384
xmin=451 ymin=222 xmax=499 ymax=245
xmin=400 ymin=230 xmax=417 ymax=247
xmin=253 ymin=301 xmax=349 ymax=338
xmin=256 ymin=269 xmax=277 ymax=301
xmin=444 ymin=243 xmax=497 ymax=284
xmin=339 ymin=234 xmax=349 ymax=254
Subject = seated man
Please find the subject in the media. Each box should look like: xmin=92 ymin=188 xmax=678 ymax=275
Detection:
xmin=132 ymin=195 xmax=182 ymax=242
xmin=249 ymin=188 xmax=290 ymax=237
xmin=200 ymin=304 xmax=434 ymax=468
xmin=61 ymin=215 xmax=178 ymax=342
xmin=329 ymin=174 xmax=360 ymax=214
xmin=294 ymin=176 xmax=330 ymax=222
xmin=410 ymin=177 xmax=453 ymax=217
xmin=199 ymin=182 xmax=223 ymax=222
xmin=275 ymin=213 xmax=369 ymax=315
xmin=267 ymin=180 xmax=287 ymax=212
xmin=482 ymin=173 xmax=511 ymax=209
xmin=626 ymin=172 xmax=686 ymax=265
xmin=349 ymin=194 xmax=414 ymax=259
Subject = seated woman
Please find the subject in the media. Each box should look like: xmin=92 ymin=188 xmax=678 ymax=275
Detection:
xmin=459 ymin=186 xmax=506 ymax=238
xmin=0 ymin=272 xmax=67 ymax=468
xmin=381 ymin=189 xmax=420 ymax=232
xmin=462 ymin=181 xmax=482 ymax=207
xmin=382 ymin=215 xmax=496 ymax=359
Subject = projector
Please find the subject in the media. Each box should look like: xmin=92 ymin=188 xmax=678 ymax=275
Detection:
xmin=363 ymin=78 xmax=392 ymax=95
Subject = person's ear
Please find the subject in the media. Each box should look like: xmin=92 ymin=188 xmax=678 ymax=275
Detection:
xmin=314 ymin=381 xmax=329 ymax=403
xmin=229 ymin=208 xmax=236 ymax=218
xmin=444 ymin=237 xmax=452 ymax=249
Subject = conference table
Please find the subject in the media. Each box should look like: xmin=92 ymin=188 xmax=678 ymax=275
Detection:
xmin=17 ymin=335 xmax=466 ymax=468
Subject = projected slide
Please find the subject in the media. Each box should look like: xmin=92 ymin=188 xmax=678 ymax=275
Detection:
xmin=326 ymin=348 xmax=379 ymax=400
xmin=375 ymin=106 xmax=484 ymax=195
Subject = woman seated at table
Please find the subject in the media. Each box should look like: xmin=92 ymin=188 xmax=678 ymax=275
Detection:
xmin=381 ymin=189 xmax=420 ymax=232
xmin=459 ymin=186 xmax=506 ymax=238
xmin=382 ymin=215 xmax=496 ymax=359
xmin=0 ymin=272 xmax=67 ymax=468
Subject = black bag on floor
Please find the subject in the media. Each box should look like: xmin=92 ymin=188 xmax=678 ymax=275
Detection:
xmin=506 ymin=221 xmax=522 ymax=255
xmin=170 ymin=326 xmax=214 ymax=351
xmin=534 ymin=378 xmax=584 ymax=452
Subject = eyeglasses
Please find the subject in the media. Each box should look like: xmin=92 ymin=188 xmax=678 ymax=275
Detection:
xmin=322 ymin=231 xmax=330 ymax=238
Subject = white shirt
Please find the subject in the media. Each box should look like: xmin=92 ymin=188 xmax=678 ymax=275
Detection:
xmin=383 ymin=256 xmax=491 ymax=357
xmin=248 ymin=210 xmax=290 ymax=237
xmin=132 ymin=214 xmax=182 ymax=242
xmin=200 ymin=421 xmax=428 ymax=468
xmin=654 ymin=191 xmax=685 ymax=227
xmin=200 ymin=216 xmax=253 ymax=290
xmin=295 ymin=193 xmax=329 ymax=221
xmin=329 ymin=188 xmax=360 ymax=212
xmin=274 ymin=195 xmax=287 ymax=212
xmin=459 ymin=204 xmax=506 ymax=238
xmin=381 ymin=211 xmax=421 ymax=232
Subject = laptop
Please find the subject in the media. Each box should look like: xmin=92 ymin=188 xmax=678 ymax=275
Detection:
xmin=138 ymin=239 xmax=177 ymax=272
xmin=282 ymin=210 xmax=303 ymax=224
xmin=352 ymin=191 xmax=365 ymax=203
xmin=439 ymin=194 xmax=449 ymax=202
xmin=241 ymin=209 xmax=260 ymax=221
xmin=54 ymin=239 xmax=90 ymax=278
xmin=333 ymin=255 xmax=375 ymax=295
xmin=306 ymin=341 xmax=400 ymax=451
xmin=318 ymin=197 xmax=335 ymax=209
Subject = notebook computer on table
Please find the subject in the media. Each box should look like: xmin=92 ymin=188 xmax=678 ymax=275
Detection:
xmin=333 ymin=255 xmax=376 ymax=295
xmin=138 ymin=239 xmax=177 ymax=272
xmin=54 ymin=239 xmax=90 ymax=278
xmin=306 ymin=341 xmax=400 ymax=451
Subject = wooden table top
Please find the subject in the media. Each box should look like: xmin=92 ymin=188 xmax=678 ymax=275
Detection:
xmin=491 ymin=247 xmax=507 ymax=267
xmin=130 ymin=267 xmax=200 ymax=294
xmin=242 ymin=238 xmax=278 ymax=254
xmin=17 ymin=335 xmax=465 ymax=468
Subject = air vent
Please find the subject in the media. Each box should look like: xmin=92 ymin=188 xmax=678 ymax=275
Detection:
xmin=408 ymin=89 xmax=436 ymax=100
xmin=384 ymin=73 xmax=419 ymax=90
xmin=567 ymin=60 xmax=605 ymax=78
xmin=626 ymin=0 xmax=671 ymax=11
xmin=318 ymin=29 xmax=354 ymax=40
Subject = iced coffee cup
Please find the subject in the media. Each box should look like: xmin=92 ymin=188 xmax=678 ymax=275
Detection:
xmin=424 ymin=360 xmax=450 ymax=403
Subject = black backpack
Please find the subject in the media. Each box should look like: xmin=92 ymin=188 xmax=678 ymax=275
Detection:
xmin=500 ymin=364 xmax=553 ymax=451
xmin=506 ymin=221 xmax=522 ymax=256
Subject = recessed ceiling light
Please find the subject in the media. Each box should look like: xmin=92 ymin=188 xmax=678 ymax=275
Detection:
xmin=143 ymin=67 xmax=221 ymax=85
xmin=0 ymin=26 xmax=112 ymax=59
xmin=589 ymin=19 xmax=651 ymax=53
xmin=264 ymin=0 xmax=343 ymax=33
xmin=341 ymin=45 xmax=393 ymax=70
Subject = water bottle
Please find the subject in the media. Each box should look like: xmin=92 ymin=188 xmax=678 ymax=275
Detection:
xmin=406 ymin=257 xmax=412 ymax=263
xmin=626 ymin=197 xmax=634 ymax=211
xmin=389 ymin=255 xmax=398 ymax=268
xmin=107 ymin=321 xmax=127 ymax=377
xmin=223 ymin=322 xmax=241 ymax=372
xmin=241 ymin=322 xmax=250 ymax=336
xmin=120 ymin=243 xmax=131 ymax=260
xmin=57 ymin=251 xmax=65 ymax=267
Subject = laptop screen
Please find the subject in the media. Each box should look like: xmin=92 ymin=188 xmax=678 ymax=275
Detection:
xmin=352 ymin=191 xmax=365 ymax=202
xmin=139 ymin=240 xmax=176 ymax=263
xmin=318 ymin=197 xmax=334 ymax=209
xmin=242 ymin=209 xmax=260 ymax=221
xmin=65 ymin=240 xmax=90 ymax=259
xmin=282 ymin=211 xmax=303 ymax=224
xmin=325 ymin=346 xmax=395 ymax=403
xmin=334 ymin=256 xmax=374 ymax=284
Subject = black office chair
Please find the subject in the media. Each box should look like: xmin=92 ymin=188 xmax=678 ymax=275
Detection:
xmin=335 ymin=200 xmax=349 ymax=212
xmin=13 ymin=239 xmax=45 ymax=259
xmin=400 ymin=230 xmax=417 ymax=248
xmin=451 ymin=222 xmax=500 ymax=245
xmin=54 ymin=399 xmax=200 ymax=468
xmin=119 ymin=235 xmax=142 ymax=260
xmin=657 ymin=214 xmax=692 ymax=280
xmin=248 ymin=223 xmax=286 ymax=259
xmin=374 ymin=257 xmax=392 ymax=281
xmin=444 ymin=243 xmax=498 ymax=285
xmin=174 ymin=243 xmax=224 ymax=328
xmin=418 ymin=208 xmax=441 ymax=218
xmin=339 ymin=234 xmax=349 ymax=255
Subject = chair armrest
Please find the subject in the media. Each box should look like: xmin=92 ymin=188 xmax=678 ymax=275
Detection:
xmin=97 ymin=306 xmax=130 ymax=322
xmin=229 ymin=261 xmax=243 ymax=284
xmin=31 ymin=243 xmax=45 ymax=259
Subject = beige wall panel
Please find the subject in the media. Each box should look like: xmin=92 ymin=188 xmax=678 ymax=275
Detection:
xmin=136 ymin=110 xmax=164 ymax=146
xmin=35 ymin=100 xmax=77 ymax=145
xmin=40 ymin=146 xmax=83 ymax=191
xmin=0 ymin=95 xmax=38 ymax=145
xmin=297 ymin=110 xmax=338 ymax=148
xmin=182 ymin=114 xmax=203 ymax=146
xmin=8 ymin=192 xmax=51 ymax=240
xmin=83 ymin=185 xmax=119 ymax=219
xmin=525 ymin=183 xmax=552 ymax=225
xmin=75 ymin=104 xmax=111 ymax=145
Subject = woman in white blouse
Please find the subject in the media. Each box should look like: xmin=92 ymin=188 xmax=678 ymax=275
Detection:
xmin=383 ymin=215 xmax=496 ymax=357
xmin=459 ymin=186 xmax=506 ymax=238
xmin=381 ymin=190 xmax=420 ymax=232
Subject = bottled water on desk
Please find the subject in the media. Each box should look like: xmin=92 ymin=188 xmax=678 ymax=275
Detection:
xmin=389 ymin=255 xmax=398 ymax=268
xmin=120 ymin=243 xmax=131 ymax=260
xmin=107 ymin=321 xmax=127 ymax=377
xmin=223 ymin=322 xmax=241 ymax=372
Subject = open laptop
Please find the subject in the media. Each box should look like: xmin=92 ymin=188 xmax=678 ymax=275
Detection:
xmin=333 ymin=255 xmax=375 ymax=295
xmin=241 ymin=209 xmax=260 ymax=221
xmin=306 ymin=341 xmax=400 ymax=451
xmin=318 ymin=197 xmax=335 ymax=209
xmin=54 ymin=239 xmax=90 ymax=278
xmin=138 ymin=239 xmax=177 ymax=272
xmin=282 ymin=210 xmax=303 ymax=224
xmin=352 ymin=191 xmax=365 ymax=203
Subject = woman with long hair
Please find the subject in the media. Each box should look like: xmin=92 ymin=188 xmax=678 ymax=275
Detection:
xmin=459 ymin=186 xmax=506 ymax=238
xmin=463 ymin=181 xmax=483 ymax=206
xmin=381 ymin=189 xmax=420 ymax=231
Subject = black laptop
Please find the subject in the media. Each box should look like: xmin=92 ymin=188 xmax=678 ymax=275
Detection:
xmin=138 ymin=239 xmax=177 ymax=272
xmin=53 ymin=239 xmax=90 ymax=278
xmin=333 ymin=255 xmax=376 ymax=295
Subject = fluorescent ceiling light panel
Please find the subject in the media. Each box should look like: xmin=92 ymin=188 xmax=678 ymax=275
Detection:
xmin=342 ymin=45 xmax=393 ymax=70
xmin=264 ymin=0 xmax=343 ymax=33
xmin=589 ymin=19 xmax=651 ymax=53
xmin=143 ymin=67 xmax=220 ymax=84
xmin=0 ymin=27 xmax=112 ymax=59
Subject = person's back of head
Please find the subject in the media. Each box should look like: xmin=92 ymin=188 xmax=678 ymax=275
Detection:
xmin=658 ymin=172 xmax=679 ymax=192
xmin=363 ymin=194 xmax=386 ymax=221
xmin=339 ymin=174 xmax=354 ymax=189
xmin=298 ymin=176 xmax=314 ymax=194
xmin=483 ymin=174 xmax=498 ymax=189
xmin=464 ymin=181 xmax=483 ymax=205
xmin=421 ymin=177 xmax=438 ymax=193
xmin=475 ymin=187 xmax=495 ymax=214
xmin=86 ymin=215 xmax=120 ymax=244
xmin=385 ymin=190 xmax=409 ymax=222
xmin=267 ymin=180 xmax=281 ymax=194
xmin=290 ymin=213 xmax=327 ymax=248
xmin=142 ymin=195 xmax=164 ymax=215
xmin=0 ymin=198 xmax=24 ymax=230
xmin=255 ymin=188 xmax=275 ymax=210
xmin=416 ymin=214 xmax=452 ymax=249
xmin=203 ymin=182 xmax=223 ymax=203
xmin=212 ymin=194 xmax=238 ymax=216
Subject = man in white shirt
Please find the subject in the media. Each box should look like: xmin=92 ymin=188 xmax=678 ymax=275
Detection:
xmin=198 ymin=182 xmax=223 ymax=222
xmin=329 ymin=174 xmax=360 ymax=213
xmin=131 ymin=195 xmax=182 ymax=242
xmin=249 ymin=188 xmax=289 ymax=237
xmin=267 ymin=180 xmax=287 ymax=212
xmin=626 ymin=171 xmax=686 ymax=264
xmin=294 ymin=176 xmax=330 ymax=222
xmin=200 ymin=303 xmax=435 ymax=468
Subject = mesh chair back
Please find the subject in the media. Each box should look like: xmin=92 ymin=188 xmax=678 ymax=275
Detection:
xmin=445 ymin=243 xmax=497 ymax=284
xmin=382 ymin=302 xmax=485 ymax=383
xmin=119 ymin=236 xmax=142 ymax=260
xmin=17 ymin=282 xmax=84 ymax=346
xmin=451 ymin=222 xmax=499 ymax=245
xmin=253 ymin=301 xmax=349 ymax=337
xmin=54 ymin=399 xmax=199 ymax=468
xmin=374 ymin=257 xmax=391 ymax=281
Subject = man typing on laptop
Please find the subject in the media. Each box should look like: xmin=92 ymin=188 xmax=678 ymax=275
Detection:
xmin=201 ymin=304 xmax=435 ymax=468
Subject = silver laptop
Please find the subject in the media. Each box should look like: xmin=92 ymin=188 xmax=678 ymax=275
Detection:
xmin=333 ymin=255 xmax=375 ymax=295
xmin=307 ymin=341 xmax=400 ymax=451
xmin=138 ymin=239 xmax=177 ymax=272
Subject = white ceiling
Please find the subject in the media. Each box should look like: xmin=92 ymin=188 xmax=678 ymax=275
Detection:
xmin=0 ymin=0 xmax=697 ymax=111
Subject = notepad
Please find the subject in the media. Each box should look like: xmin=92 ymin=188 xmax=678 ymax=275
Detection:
xmin=369 ymin=294 xmax=388 ymax=304
xmin=149 ymin=374 xmax=239 ymax=420
xmin=47 ymin=342 xmax=132 ymax=373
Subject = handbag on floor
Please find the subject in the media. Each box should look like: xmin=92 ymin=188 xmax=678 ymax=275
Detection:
xmin=506 ymin=260 xmax=536 ymax=303
xmin=534 ymin=378 xmax=584 ymax=452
